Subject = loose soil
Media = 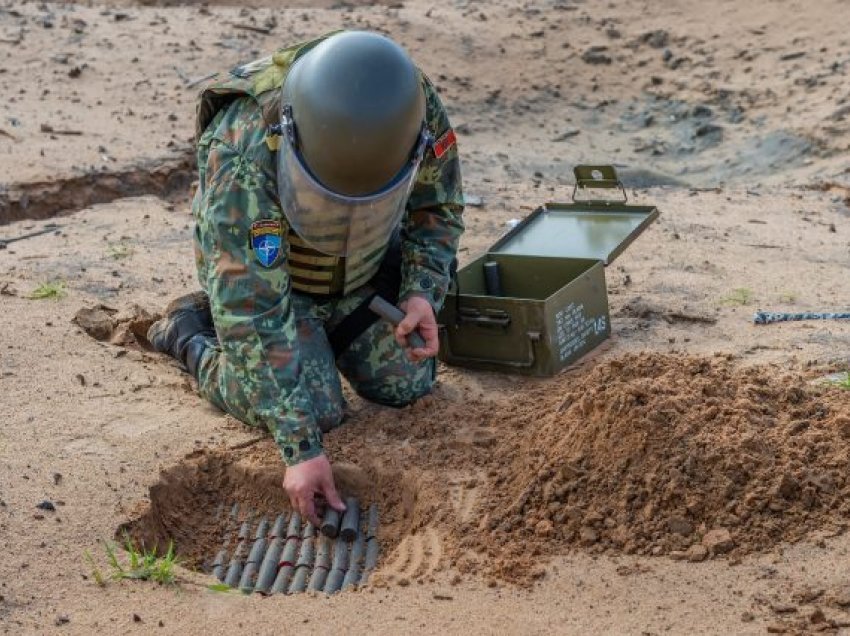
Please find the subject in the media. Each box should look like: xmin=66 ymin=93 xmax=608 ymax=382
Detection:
xmin=120 ymin=352 xmax=850 ymax=588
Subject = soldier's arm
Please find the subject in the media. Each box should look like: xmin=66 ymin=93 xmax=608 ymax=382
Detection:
xmin=193 ymin=129 xmax=323 ymax=467
xmin=399 ymin=77 xmax=465 ymax=313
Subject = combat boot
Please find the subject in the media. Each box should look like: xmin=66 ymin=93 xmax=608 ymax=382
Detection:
xmin=148 ymin=291 xmax=216 ymax=377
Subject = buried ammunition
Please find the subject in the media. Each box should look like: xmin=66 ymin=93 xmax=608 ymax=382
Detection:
xmin=253 ymin=537 xmax=283 ymax=594
xmin=223 ymin=540 xmax=246 ymax=587
xmin=483 ymin=261 xmax=503 ymax=297
xmin=306 ymin=537 xmax=332 ymax=591
xmin=285 ymin=512 xmax=301 ymax=539
xmin=368 ymin=296 xmax=427 ymax=350
xmin=341 ymin=534 xmax=366 ymax=591
xmin=238 ymin=532 xmax=269 ymax=593
xmin=321 ymin=507 xmax=341 ymax=539
xmin=365 ymin=503 xmax=379 ymax=540
xmin=270 ymin=564 xmax=293 ymax=594
xmin=340 ymin=498 xmax=360 ymax=542
xmin=288 ymin=537 xmax=315 ymax=594
xmin=270 ymin=513 xmax=286 ymax=539
xmin=324 ymin=538 xmax=352 ymax=594
xmin=362 ymin=538 xmax=380 ymax=576
xmin=211 ymin=549 xmax=228 ymax=581
xmin=253 ymin=517 xmax=270 ymax=540
xmin=279 ymin=537 xmax=300 ymax=566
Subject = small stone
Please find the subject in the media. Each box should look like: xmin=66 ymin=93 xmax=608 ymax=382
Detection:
xmin=133 ymin=614 xmax=142 ymax=623
xmin=432 ymin=591 xmax=453 ymax=601
xmin=581 ymin=46 xmax=612 ymax=65
xmin=741 ymin=611 xmax=755 ymax=622
xmin=777 ymin=473 xmax=800 ymax=499
xmin=669 ymin=550 xmax=688 ymax=561
xmin=766 ymin=624 xmax=787 ymax=634
xmin=771 ymin=603 xmax=797 ymax=614
xmin=579 ymin=527 xmax=598 ymax=546
xmin=534 ymin=519 xmax=554 ymax=537
xmin=667 ymin=516 xmax=694 ymax=536
xmin=396 ymin=577 xmax=410 ymax=587
xmin=55 ymin=614 xmax=70 ymax=626
xmin=810 ymin=608 xmax=826 ymax=624
xmin=686 ymin=544 xmax=708 ymax=562
xmin=36 ymin=500 xmax=56 ymax=512
xmin=702 ymin=528 xmax=734 ymax=554
xmin=832 ymin=586 xmax=850 ymax=607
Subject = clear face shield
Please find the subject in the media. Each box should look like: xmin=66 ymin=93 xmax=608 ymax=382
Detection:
xmin=276 ymin=104 xmax=430 ymax=257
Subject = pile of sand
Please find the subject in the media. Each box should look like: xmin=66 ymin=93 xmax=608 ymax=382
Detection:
xmin=467 ymin=353 xmax=850 ymax=582
xmin=124 ymin=353 xmax=850 ymax=586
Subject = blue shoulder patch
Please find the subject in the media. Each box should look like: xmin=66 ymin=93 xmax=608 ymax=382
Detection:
xmin=250 ymin=219 xmax=283 ymax=268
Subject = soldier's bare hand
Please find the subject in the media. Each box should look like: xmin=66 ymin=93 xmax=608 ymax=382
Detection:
xmin=397 ymin=295 xmax=439 ymax=361
xmin=282 ymin=454 xmax=346 ymax=527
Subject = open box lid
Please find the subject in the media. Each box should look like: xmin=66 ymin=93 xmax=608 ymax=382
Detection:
xmin=489 ymin=165 xmax=660 ymax=265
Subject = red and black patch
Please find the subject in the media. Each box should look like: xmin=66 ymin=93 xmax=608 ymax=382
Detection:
xmin=433 ymin=128 xmax=457 ymax=159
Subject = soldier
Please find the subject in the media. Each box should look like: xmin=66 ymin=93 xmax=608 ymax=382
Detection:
xmin=147 ymin=31 xmax=464 ymax=524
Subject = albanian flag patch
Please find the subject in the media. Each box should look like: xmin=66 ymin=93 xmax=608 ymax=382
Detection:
xmin=433 ymin=128 xmax=457 ymax=159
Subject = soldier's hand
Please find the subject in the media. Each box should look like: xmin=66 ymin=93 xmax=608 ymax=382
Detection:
xmin=282 ymin=454 xmax=346 ymax=527
xmin=397 ymin=295 xmax=439 ymax=361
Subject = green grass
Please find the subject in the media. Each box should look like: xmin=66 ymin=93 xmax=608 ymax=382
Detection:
xmin=106 ymin=243 xmax=135 ymax=260
xmin=719 ymin=287 xmax=754 ymax=306
xmin=827 ymin=371 xmax=850 ymax=390
xmin=26 ymin=280 xmax=66 ymax=300
xmin=89 ymin=534 xmax=180 ymax=586
xmin=778 ymin=291 xmax=797 ymax=304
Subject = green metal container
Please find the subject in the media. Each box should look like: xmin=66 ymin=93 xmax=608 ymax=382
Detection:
xmin=438 ymin=166 xmax=659 ymax=377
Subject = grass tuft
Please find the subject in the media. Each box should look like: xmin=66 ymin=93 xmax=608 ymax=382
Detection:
xmin=26 ymin=280 xmax=66 ymax=300
xmin=89 ymin=534 xmax=180 ymax=587
xmin=106 ymin=243 xmax=135 ymax=260
xmin=827 ymin=371 xmax=850 ymax=390
xmin=719 ymin=287 xmax=754 ymax=306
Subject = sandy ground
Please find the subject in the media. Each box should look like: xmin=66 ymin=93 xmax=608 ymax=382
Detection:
xmin=1 ymin=0 xmax=850 ymax=634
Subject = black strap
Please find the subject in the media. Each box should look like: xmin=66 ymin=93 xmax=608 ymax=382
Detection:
xmin=327 ymin=231 xmax=403 ymax=359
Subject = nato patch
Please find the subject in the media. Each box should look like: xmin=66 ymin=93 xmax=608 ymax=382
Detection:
xmin=250 ymin=219 xmax=283 ymax=268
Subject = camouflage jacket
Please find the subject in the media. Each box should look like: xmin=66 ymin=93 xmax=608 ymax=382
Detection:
xmin=191 ymin=34 xmax=464 ymax=466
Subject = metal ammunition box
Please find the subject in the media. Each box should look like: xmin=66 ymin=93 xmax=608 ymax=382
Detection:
xmin=438 ymin=166 xmax=658 ymax=377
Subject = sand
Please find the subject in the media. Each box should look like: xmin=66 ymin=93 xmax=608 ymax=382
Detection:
xmin=2 ymin=0 xmax=850 ymax=634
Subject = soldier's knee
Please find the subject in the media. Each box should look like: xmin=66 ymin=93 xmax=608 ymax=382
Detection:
xmin=355 ymin=360 xmax=435 ymax=408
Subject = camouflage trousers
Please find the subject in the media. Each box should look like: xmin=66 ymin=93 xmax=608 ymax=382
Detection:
xmin=196 ymin=285 xmax=436 ymax=433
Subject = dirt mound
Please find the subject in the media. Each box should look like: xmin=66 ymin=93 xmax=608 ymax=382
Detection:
xmin=73 ymin=303 xmax=160 ymax=349
xmin=122 ymin=353 xmax=850 ymax=587
xmin=471 ymin=353 xmax=850 ymax=582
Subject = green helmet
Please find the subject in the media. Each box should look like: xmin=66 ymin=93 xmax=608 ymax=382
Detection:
xmin=278 ymin=31 xmax=429 ymax=257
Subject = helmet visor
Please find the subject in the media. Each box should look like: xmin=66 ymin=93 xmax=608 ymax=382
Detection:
xmin=277 ymin=107 xmax=429 ymax=257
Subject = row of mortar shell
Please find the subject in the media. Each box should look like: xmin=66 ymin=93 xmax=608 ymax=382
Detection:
xmin=223 ymin=507 xmax=256 ymax=586
xmin=323 ymin=532 xmax=352 ymax=594
xmin=213 ymin=502 xmax=380 ymax=594
xmin=238 ymin=517 xmax=271 ymax=593
xmin=359 ymin=504 xmax=380 ymax=586
xmin=288 ymin=522 xmax=316 ymax=594
xmin=212 ymin=502 xmax=241 ymax=580
xmin=253 ymin=514 xmax=287 ymax=594
xmin=307 ymin=536 xmax=332 ymax=591
xmin=270 ymin=511 xmax=302 ymax=593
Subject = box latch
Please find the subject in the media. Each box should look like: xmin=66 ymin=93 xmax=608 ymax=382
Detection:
xmin=572 ymin=165 xmax=628 ymax=204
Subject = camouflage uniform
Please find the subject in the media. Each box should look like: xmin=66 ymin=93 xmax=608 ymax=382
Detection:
xmin=191 ymin=35 xmax=464 ymax=466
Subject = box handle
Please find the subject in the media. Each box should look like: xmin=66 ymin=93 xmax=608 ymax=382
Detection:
xmin=457 ymin=307 xmax=511 ymax=329
xmin=440 ymin=328 xmax=540 ymax=369
xmin=572 ymin=164 xmax=628 ymax=204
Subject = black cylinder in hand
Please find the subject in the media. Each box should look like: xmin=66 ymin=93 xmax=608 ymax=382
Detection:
xmin=483 ymin=261 xmax=503 ymax=297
